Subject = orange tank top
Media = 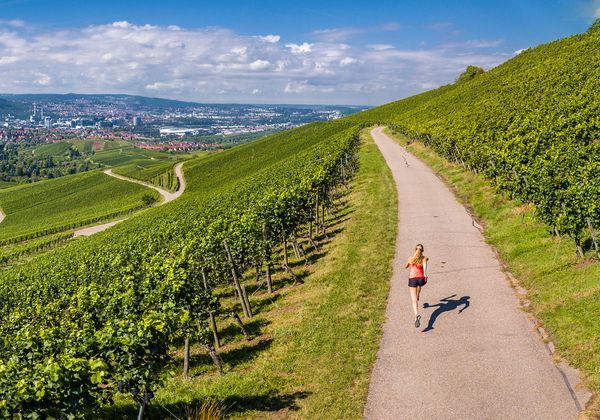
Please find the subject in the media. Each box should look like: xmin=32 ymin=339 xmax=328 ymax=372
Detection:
xmin=409 ymin=261 xmax=425 ymax=278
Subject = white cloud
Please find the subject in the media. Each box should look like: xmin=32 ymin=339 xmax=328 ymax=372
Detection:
xmin=257 ymin=34 xmax=280 ymax=43
xmin=284 ymin=80 xmax=334 ymax=93
xmin=368 ymin=44 xmax=394 ymax=51
xmin=312 ymin=27 xmax=365 ymax=42
xmin=340 ymin=57 xmax=357 ymax=66
xmin=34 ymin=73 xmax=51 ymax=85
xmin=248 ymin=59 xmax=270 ymax=70
xmin=0 ymin=20 xmax=512 ymax=104
xmin=285 ymin=42 xmax=313 ymax=54
xmin=0 ymin=19 xmax=26 ymax=28
xmin=112 ymin=21 xmax=131 ymax=28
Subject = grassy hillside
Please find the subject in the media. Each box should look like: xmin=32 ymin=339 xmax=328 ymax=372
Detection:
xmin=0 ymin=170 xmax=158 ymax=243
xmin=33 ymin=141 xmax=73 ymax=157
xmin=112 ymin=159 xmax=179 ymax=189
xmin=91 ymin=145 xmax=176 ymax=166
xmin=0 ymin=137 xmax=183 ymax=250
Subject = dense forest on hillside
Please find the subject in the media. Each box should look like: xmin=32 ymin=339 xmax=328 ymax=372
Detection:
xmin=0 ymin=142 xmax=97 ymax=182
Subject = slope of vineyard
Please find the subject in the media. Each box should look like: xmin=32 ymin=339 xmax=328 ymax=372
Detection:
xmin=0 ymin=120 xmax=361 ymax=417
xmin=0 ymin=170 xmax=159 ymax=243
xmin=90 ymin=145 xmax=177 ymax=166
xmin=341 ymin=25 xmax=600 ymax=415
xmin=348 ymin=28 xmax=600 ymax=254
xmin=112 ymin=160 xmax=183 ymax=192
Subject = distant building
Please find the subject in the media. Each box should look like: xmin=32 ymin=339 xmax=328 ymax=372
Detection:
xmin=44 ymin=117 xmax=52 ymax=129
xmin=159 ymin=127 xmax=200 ymax=137
xmin=133 ymin=116 xmax=142 ymax=126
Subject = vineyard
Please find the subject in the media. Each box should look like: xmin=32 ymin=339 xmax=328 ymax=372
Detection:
xmin=347 ymin=25 xmax=600 ymax=257
xmin=0 ymin=120 xmax=360 ymax=417
xmin=112 ymin=160 xmax=183 ymax=192
xmin=0 ymin=19 xmax=599 ymax=418
xmin=0 ymin=170 xmax=159 ymax=243
xmin=90 ymin=146 xmax=178 ymax=167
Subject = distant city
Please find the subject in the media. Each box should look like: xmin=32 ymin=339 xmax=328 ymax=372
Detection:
xmin=0 ymin=94 xmax=367 ymax=152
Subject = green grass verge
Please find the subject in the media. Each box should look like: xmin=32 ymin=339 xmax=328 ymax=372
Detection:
xmin=103 ymin=130 xmax=397 ymax=419
xmin=383 ymin=127 xmax=600 ymax=417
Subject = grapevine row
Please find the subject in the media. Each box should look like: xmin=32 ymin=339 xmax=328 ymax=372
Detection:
xmin=0 ymin=123 xmax=359 ymax=417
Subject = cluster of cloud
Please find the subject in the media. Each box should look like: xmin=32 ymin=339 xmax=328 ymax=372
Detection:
xmin=0 ymin=20 xmax=512 ymax=104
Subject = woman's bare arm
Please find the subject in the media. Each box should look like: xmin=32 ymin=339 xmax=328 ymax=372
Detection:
xmin=424 ymin=257 xmax=428 ymax=278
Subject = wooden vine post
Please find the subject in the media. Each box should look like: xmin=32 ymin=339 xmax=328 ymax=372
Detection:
xmin=587 ymin=218 xmax=600 ymax=259
xmin=262 ymin=224 xmax=273 ymax=294
xmin=201 ymin=267 xmax=221 ymax=348
xmin=223 ymin=239 xmax=252 ymax=318
xmin=183 ymin=324 xmax=191 ymax=378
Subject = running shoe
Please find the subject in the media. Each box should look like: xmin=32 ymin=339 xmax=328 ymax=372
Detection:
xmin=415 ymin=315 xmax=421 ymax=328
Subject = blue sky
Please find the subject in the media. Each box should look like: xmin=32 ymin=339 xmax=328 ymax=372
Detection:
xmin=0 ymin=0 xmax=598 ymax=105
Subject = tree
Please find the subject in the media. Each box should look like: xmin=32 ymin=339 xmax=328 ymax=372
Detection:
xmin=455 ymin=65 xmax=485 ymax=84
xmin=588 ymin=18 xmax=600 ymax=33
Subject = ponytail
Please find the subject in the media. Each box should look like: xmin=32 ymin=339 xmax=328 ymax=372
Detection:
xmin=410 ymin=244 xmax=424 ymax=265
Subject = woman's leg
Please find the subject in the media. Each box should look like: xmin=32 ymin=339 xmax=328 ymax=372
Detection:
xmin=416 ymin=285 xmax=422 ymax=302
xmin=409 ymin=287 xmax=419 ymax=316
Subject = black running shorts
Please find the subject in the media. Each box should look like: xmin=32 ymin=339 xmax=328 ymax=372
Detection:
xmin=408 ymin=277 xmax=427 ymax=287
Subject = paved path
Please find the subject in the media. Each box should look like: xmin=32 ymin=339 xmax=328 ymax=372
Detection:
xmin=364 ymin=127 xmax=582 ymax=419
xmin=74 ymin=162 xmax=185 ymax=237
xmin=103 ymin=161 xmax=186 ymax=204
xmin=0 ymin=208 xmax=4 ymax=224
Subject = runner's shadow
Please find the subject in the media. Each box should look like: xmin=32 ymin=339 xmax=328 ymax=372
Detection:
xmin=422 ymin=294 xmax=470 ymax=332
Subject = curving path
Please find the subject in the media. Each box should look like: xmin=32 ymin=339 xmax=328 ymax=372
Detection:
xmin=103 ymin=161 xmax=186 ymax=204
xmin=73 ymin=162 xmax=185 ymax=237
xmin=364 ymin=127 xmax=586 ymax=419
xmin=0 ymin=208 xmax=4 ymax=224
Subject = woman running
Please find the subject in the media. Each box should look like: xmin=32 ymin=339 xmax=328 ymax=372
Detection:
xmin=405 ymin=243 xmax=428 ymax=328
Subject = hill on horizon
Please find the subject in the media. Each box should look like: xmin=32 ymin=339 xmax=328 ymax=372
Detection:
xmin=0 ymin=92 xmax=369 ymax=111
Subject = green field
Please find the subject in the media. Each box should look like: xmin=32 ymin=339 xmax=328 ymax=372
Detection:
xmin=0 ymin=181 xmax=17 ymax=190
xmin=0 ymin=170 xmax=159 ymax=243
xmin=98 ymin=145 xmax=189 ymax=191
xmin=0 ymin=119 xmax=361 ymax=417
xmin=33 ymin=141 xmax=73 ymax=156
xmin=0 ymin=138 xmax=180 ymax=247
xmin=70 ymin=139 xmax=128 ymax=153
xmin=112 ymin=159 xmax=175 ymax=180
xmin=91 ymin=146 xmax=176 ymax=166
